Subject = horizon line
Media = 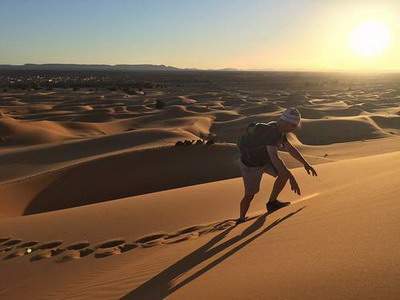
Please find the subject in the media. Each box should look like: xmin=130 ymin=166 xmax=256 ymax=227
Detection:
xmin=0 ymin=63 xmax=399 ymax=74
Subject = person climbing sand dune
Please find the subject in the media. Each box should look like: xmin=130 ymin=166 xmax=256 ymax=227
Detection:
xmin=237 ymin=107 xmax=318 ymax=223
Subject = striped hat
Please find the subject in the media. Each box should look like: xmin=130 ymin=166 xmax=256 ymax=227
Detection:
xmin=280 ymin=107 xmax=301 ymax=126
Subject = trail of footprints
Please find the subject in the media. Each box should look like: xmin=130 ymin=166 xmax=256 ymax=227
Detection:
xmin=0 ymin=219 xmax=237 ymax=263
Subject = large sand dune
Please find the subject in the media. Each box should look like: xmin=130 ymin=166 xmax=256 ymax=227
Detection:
xmin=0 ymin=150 xmax=399 ymax=299
xmin=0 ymin=73 xmax=400 ymax=299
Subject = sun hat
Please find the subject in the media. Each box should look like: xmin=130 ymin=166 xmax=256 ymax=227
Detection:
xmin=279 ymin=107 xmax=301 ymax=126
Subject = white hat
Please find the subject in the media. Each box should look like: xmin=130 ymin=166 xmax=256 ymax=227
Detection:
xmin=280 ymin=108 xmax=301 ymax=126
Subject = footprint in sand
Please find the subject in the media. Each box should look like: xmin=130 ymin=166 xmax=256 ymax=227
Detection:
xmin=79 ymin=248 xmax=95 ymax=257
xmin=3 ymin=217 xmax=247 ymax=263
xmin=65 ymin=241 xmax=90 ymax=251
xmin=135 ymin=233 xmax=167 ymax=248
xmin=17 ymin=241 xmax=39 ymax=248
xmin=0 ymin=238 xmax=11 ymax=244
xmin=0 ymin=239 xmax=22 ymax=248
xmin=3 ymin=241 xmax=39 ymax=260
xmin=133 ymin=225 xmax=220 ymax=248
xmin=162 ymin=224 xmax=214 ymax=245
xmin=164 ymin=232 xmax=200 ymax=244
xmin=56 ymin=241 xmax=92 ymax=262
xmin=0 ymin=247 xmax=14 ymax=254
xmin=30 ymin=241 xmax=64 ymax=261
xmin=4 ymin=249 xmax=29 ymax=259
xmin=94 ymin=247 xmax=123 ymax=258
xmin=33 ymin=240 xmax=64 ymax=251
xmin=57 ymin=241 xmax=94 ymax=262
xmin=118 ymin=243 xmax=137 ymax=253
xmin=31 ymin=249 xmax=65 ymax=262
xmin=57 ymin=250 xmax=82 ymax=262
xmin=93 ymin=239 xmax=134 ymax=258
xmin=95 ymin=239 xmax=126 ymax=249
xmin=164 ymin=220 xmax=236 ymax=244
xmin=177 ymin=225 xmax=209 ymax=235
xmin=213 ymin=220 xmax=237 ymax=231
xmin=0 ymin=239 xmax=23 ymax=255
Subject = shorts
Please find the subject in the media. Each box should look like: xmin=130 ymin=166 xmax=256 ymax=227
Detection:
xmin=238 ymin=158 xmax=278 ymax=195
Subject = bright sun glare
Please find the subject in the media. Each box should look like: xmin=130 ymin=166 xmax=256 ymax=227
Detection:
xmin=349 ymin=21 xmax=391 ymax=57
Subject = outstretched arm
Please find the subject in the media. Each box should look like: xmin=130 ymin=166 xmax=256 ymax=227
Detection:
xmin=283 ymin=140 xmax=317 ymax=176
xmin=283 ymin=140 xmax=308 ymax=165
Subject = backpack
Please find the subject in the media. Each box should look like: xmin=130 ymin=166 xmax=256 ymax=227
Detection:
xmin=237 ymin=122 xmax=279 ymax=166
xmin=237 ymin=122 xmax=270 ymax=153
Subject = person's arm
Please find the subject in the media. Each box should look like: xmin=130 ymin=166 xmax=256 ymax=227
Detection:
xmin=283 ymin=140 xmax=318 ymax=176
xmin=267 ymin=145 xmax=301 ymax=195
xmin=283 ymin=140 xmax=308 ymax=165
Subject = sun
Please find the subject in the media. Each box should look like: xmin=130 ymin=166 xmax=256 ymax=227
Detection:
xmin=349 ymin=21 xmax=391 ymax=57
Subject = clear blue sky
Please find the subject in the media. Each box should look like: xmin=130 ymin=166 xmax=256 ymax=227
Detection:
xmin=1 ymin=0 xmax=399 ymax=70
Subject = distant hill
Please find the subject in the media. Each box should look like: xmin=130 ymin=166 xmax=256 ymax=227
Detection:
xmin=0 ymin=64 xmax=242 ymax=72
xmin=0 ymin=64 xmax=184 ymax=71
xmin=215 ymin=68 xmax=239 ymax=71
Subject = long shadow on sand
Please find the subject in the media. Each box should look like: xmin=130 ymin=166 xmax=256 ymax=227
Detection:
xmin=122 ymin=207 xmax=305 ymax=299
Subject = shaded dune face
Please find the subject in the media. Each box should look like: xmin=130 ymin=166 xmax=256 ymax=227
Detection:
xmin=370 ymin=115 xmax=400 ymax=133
xmin=296 ymin=117 xmax=388 ymax=145
xmin=0 ymin=144 xmax=239 ymax=216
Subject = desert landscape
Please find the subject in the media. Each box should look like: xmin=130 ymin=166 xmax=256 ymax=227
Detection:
xmin=0 ymin=70 xmax=399 ymax=299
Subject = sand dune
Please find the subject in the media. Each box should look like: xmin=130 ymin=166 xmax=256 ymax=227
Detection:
xmin=1 ymin=134 xmax=399 ymax=218
xmin=0 ymin=114 xmax=76 ymax=146
xmin=0 ymin=144 xmax=238 ymax=216
xmin=236 ymin=102 xmax=280 ymax=115
xmin=296 ymin=116 xmax=388 ymax=145
xmin=297 ymin=105 xmax=365 ymax=118
xmin=1 ymin=150 xmax=399 ymax=299
xmin=370 ymin=115 xmax=400 ymax=133
xmin=7 ymin=86 xmax=392 ymax=149
xmin=0 ymin=127 xmax=204 ymax=183
xmin=1 ymin=76 xmax=400 ymax=299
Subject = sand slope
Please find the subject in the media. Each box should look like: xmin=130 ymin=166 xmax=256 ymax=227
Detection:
xmin=0 ymin=151 xmax=399 ymax=299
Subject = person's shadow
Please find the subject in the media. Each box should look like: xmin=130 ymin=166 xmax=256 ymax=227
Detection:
xmin=122 ymin=207 xmax=305 ymax=299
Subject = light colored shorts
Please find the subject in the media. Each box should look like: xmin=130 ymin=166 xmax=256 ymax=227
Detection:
xmin=238 ymin=159 xmax=278 ymax=195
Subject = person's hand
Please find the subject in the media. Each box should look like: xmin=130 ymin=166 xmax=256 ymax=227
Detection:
xmin=304 ymin=163 xmax=317 ymax=176
xmin=289 ymin=174 xmax=301 ymax=195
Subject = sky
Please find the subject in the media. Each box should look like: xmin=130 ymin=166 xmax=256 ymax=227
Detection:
xmin=0 ymin=0 xmax=399 ymax=71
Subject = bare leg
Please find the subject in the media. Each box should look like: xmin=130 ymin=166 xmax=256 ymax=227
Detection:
xmin=239 ymin=193 xmax=255 ymax=221
xmin=268 ymin=174 xmax=289 ymax=203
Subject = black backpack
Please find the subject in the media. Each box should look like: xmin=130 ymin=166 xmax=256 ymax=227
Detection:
xmin=237 ymin=122 xmax=271 ymax=154
xmin=238 ymin=122 xmax=281 ymax=166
